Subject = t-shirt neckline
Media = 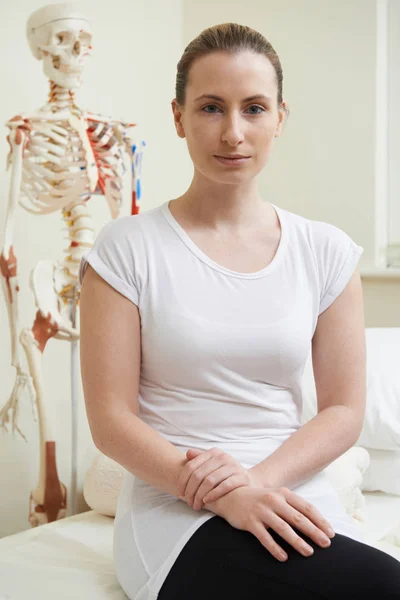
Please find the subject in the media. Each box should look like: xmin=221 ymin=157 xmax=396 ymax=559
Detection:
xmin=160 ymin=199 xmax=287 ymax=279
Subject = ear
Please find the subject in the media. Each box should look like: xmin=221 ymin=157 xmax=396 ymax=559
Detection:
xmin=274 ymin=100 xmax=287 ymax=138
xmin=171 ymin=99 xmax=186 ymax=139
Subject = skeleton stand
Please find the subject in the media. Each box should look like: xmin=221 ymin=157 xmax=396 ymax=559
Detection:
xmin=70 ymin=292 xmax=78 ymax=515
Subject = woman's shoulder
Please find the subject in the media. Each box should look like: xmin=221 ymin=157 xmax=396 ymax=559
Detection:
xmin=97 ymin=203 xmax=165 ymax=240
xmin=280 ymin=205 xmax=359 ymax=252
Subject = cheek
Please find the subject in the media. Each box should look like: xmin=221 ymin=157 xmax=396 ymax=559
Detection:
xmin=190 ymin=124 xmax=205 ymax=140
xmin=254 ymin=119 xmax=275 ymax=135
xmin=190 ymin=119 xmax=215 ymax=141
xmin=257 ymin=124 xmax=277 ymax=148
xmin=187 ymin=123 xmax=217 ymax=157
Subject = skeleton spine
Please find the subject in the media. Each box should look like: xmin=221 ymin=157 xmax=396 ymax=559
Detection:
xmin=62 ymin=197 xmax=95 ymax=278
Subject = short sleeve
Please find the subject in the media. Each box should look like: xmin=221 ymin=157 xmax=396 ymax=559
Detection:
xmin=78 ymin=217 xmax=140 ymax=306
xmin=315 ymin=222 xmax=364 ymax=316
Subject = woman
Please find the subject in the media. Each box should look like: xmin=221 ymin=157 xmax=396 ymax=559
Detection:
xmin=79 ymin=23 xmax=400 ymax=600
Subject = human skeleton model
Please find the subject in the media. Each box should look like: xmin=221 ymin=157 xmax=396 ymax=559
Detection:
xmin=0 ymin=2 xmax=143 ymax=527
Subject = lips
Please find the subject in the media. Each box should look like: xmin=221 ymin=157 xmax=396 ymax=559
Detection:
xmin=215 ymin=155 xmax=249 ymax=159
xmin=214 ymin=155 xmax=250 ymax=166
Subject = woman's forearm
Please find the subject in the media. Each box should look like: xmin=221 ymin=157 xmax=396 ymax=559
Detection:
xmin=248 ymin=405 xmax=362 ymax=490
xmin=94 ymin=411 xmax=187 ymax=498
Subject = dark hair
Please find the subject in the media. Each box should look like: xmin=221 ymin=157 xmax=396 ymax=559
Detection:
xmin=175 ymin=22 xmax=289 ymax=119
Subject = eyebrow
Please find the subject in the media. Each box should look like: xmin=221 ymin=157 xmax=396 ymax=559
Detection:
xmin=194 ymin=94 xmax=272 ymax=103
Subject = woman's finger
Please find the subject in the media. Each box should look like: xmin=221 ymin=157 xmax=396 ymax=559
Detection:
xmin=177 ymin=448 xmax=248 ymax=509
xmin=277 ymin=504 xmax=333 ymax=550
xmin=283 ymin=488 xmax=336 ymax=540
xmin=249 ymin=520 xmax=289 ymax=563
xmin=262 ymin=512 xmax=316 ymax=558
xmin=192 ymin=466 xmax=243 ymax=509
xmin=201 ymin=473 xmax=249 ymax=506
xmin=176 ymin=451 xmax=214 ymax=497
xmin=184 ymin=457 xmax=228 ymax=506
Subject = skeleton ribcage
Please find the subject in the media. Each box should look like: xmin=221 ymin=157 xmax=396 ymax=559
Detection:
xmin=19 ymin=120 xmax=91 ymax=215
xmin=18 ymin=116 xmax=127 ymax=215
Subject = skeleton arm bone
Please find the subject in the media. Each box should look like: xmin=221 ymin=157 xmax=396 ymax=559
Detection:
xmin=2 ymin=124 xmax=30 ymax=361
xmin=107 ymin=122 xmax=133 ymax=219
xmin=107 ymin=118 xmax=145 ymax=217
xmin=0 ymin=124 xmax=37 ymax=439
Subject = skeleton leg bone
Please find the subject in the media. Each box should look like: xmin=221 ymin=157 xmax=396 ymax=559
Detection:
xmin=20 ymin=316 xmax=67 ymax=526
xmin=24 ymin=259 xmax=83 ymax=525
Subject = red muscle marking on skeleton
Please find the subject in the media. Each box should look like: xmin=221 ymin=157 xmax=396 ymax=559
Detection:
xmin=43 ymin=442 xmax=66 ymax=522
xmin=30 ymin=442 xmax=66 ymax=523
xmin=7 ymin=115 xmax=32 ymax=153
xmin=86 ymin=116 xmax=138 ymax=210
xmin=131 ymin=189 xmax=139 ymax=215
xmin=70 ymin=241 xmax=79 ymax=247
xmin=8 ymin=114 xmax=33 ymax=131
xmin=86 ymin=122 xmax=107 ymax=194
xmin=32 ymin=311 xmax=60 ymax=353
xmin=97 ymin=172 xmax=106 ymax=195
xmin=0 ymin=246 xmax=17 ymax=304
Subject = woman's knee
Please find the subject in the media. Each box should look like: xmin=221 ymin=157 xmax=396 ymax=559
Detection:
xmin=366 ymin=546 xmax=400 ymax=595
xmin=327 ymin=536 xmax=400 ymax=595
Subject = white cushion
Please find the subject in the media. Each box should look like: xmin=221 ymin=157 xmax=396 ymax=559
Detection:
xmin=301 ymin=327 xmax=400 ymax=451
xmin=361 ymin=449 xmax=400 ymax=495
xmin=324 ymin=446 xmax=370 ymax=521
xmin=83 ymin=453 xmax=125 ymax=517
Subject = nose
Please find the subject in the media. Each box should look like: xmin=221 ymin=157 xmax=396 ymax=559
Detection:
xmin=221 ymin=112 xmax=245 ymax=146
xmin=73 ymin=40 xmax=82 ymax=56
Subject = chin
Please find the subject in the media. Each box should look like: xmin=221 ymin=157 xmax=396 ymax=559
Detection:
xmin=209 ymin=171 xmax=251 ymax=185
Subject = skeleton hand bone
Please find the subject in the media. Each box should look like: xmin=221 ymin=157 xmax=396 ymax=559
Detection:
xmin=0 ymin=366 xmax=37 ymax=442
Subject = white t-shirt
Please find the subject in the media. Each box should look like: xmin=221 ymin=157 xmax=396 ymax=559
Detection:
xmin=79 ymin=200 xmax=366 ymax=600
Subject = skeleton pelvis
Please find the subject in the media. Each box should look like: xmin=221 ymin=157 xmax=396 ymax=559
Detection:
xmin=28 ymin=260 xmax=79 ymax=341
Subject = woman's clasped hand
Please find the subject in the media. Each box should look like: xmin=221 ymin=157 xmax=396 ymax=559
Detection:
xmin=176 ymin=447 xmax=261 ymax=509
xmin=177 ymin=447 xmax=336 ymax=562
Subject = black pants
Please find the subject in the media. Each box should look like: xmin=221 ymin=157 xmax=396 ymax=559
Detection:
xmin=158 ymin=515 xmax=400 ymax=599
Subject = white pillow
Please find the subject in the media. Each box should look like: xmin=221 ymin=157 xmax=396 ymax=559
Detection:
xmin=83 ymin=452 xmax=126 ymax=517
xmin=84 ymin=448 xmax=369 ymax=521
xmin=324 ymin=446 xmax=370 ymax=522
xmin=301 ymin=328 xmax=400 ymax=451
xmin=361 ymin=449 xmax=400 ymax=495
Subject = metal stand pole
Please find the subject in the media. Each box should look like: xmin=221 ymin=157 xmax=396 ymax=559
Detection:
xmin=69 ymin=292 xmax=79 ymax=516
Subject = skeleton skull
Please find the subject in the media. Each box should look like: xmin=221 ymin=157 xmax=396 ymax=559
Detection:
xmin=26 ymin=2 xmax=93 ymax=89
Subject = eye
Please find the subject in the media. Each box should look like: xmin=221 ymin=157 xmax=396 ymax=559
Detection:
xmin=202 ymin=104 xmax=265 ymax=114
xmin=247 ymin=105 xmax=265 ymax=114
xmin=202 ymin=104 xmax=221 ymax=113
xmin=55 ymin=31 xmax=72 ymax=45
